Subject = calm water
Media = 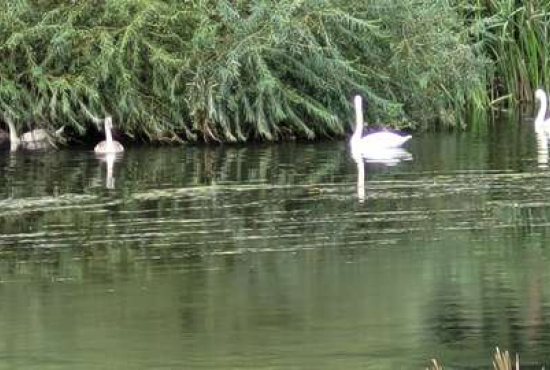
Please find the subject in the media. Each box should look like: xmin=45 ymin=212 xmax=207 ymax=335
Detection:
xmin=1 ymin=119 xmax=550 ymax=369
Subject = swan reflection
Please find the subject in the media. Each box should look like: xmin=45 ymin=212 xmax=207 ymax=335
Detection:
xmin=355 ymin=158 xmax=366 ymax=202
xmin=96 ymin=152 xmax=121 ymax=189
xmin=535 ymin=130 xmax=549 ymax=168
xmin=356 ymin=147 xmax=413 ymax=165
xmin=353 ymin=147 xmax=413 ymax=203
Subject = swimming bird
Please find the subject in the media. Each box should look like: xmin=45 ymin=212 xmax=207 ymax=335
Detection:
xmin=350 ymin=95 xmax=411 ymax=155
xmin=5 ymin=118 xmax=64 ymax=152
xmin=94 ymin=116 xmax=124 ymax=154
xmin=534 ymin=88 xmax=550 ymax=134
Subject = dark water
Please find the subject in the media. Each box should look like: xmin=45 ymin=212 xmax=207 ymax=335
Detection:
xmin=1 ymin=119 xmax=550 ymax=370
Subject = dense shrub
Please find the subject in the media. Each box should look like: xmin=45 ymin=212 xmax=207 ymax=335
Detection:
xmin=0 ymin=0 xmax=497 ymax=142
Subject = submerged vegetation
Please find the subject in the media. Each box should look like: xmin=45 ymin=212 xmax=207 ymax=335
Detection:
xmin=0 ymin=0 xmax=548 ymax=142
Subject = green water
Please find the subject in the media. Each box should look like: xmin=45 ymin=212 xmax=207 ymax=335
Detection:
xmin=1 ymin=121 xmax=550 ymax=369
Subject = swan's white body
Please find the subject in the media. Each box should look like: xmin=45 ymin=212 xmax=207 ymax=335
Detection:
xmin=355 ymin=131 xmax=412 ymax=148
xmin=535 ymin=89 xmax=550 ymax=135
xmin=94 ymin=116 xmax=124 ymax=154
xmin=20 ymin=129 xmax=50 ymax=143
xmin=5 ymin=120 xmax=63 ymax=152
xmin=350 ymin=95 xmax=411 ymax=154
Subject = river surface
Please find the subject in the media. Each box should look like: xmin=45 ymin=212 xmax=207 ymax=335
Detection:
xmin=1 ymin=118 xmax=550 ymax=369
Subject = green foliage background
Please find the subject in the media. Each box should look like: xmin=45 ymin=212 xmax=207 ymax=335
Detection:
xmin=0 ymin=0 xmax=544 ymax=142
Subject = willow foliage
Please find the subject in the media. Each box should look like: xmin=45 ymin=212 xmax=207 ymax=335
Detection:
xmin=179 ymin=0 xmax=487 ymax=137
xmin=0 ymin=0 xmax=193 ymax=139
xmin=179 ymin=0 xmax=398 ymax=141
xmin=365 ymin=0 xmax=488 ymax=128
xmin=0 ymin=0 xmax=488 ymax=142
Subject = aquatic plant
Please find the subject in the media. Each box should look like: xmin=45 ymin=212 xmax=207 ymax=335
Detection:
xmin=428 ymin=348 xmax=522 ymax=370
xmin=459 ymin=0 xmax=550 ymax=105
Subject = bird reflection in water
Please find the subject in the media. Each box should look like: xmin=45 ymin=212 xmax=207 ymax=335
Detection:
xmin=95 ymin=152 xmax=121 ymax=189
xmin=352 ymin=147 xmax=413 ymax=203
xmin=535 ymin=129 xmax=549 ymax=168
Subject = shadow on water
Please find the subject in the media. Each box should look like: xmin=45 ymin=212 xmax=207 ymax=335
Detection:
xmin=2 ymin=116 xmax=550 ymax=369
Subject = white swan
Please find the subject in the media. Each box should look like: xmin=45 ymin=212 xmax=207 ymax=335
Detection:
xmin=535 ymin=89 xmax=550 ymax=134
xmin=350 ymin=95 xmax=411 ymax=155
xmin=94 ymin=116 xmax=124 ymax=154
xmin=5 ymin=118 xmax=64 ymax=152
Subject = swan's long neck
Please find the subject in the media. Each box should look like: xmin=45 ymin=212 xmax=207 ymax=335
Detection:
xmin=5 ymin=118 xmax=20 ymax=151
xmin=536 ymin=92 xmax=548 ymax=128
xmin=352 ymin=96 xmax=364 ymax=142
xmin=6 ymin=119 xmax=19 ymax=143
xmin=104 ymin=117 xmax=113 ymax=147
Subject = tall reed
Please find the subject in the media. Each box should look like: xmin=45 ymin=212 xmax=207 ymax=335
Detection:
xmin=427 ymin=348 xmax=522 ymax=370
xmin=460 ymin=0 xmax=550 ymax=105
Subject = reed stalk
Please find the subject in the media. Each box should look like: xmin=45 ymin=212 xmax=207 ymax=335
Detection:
xmin=428 ymin=348 xmax=524 ymax=370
